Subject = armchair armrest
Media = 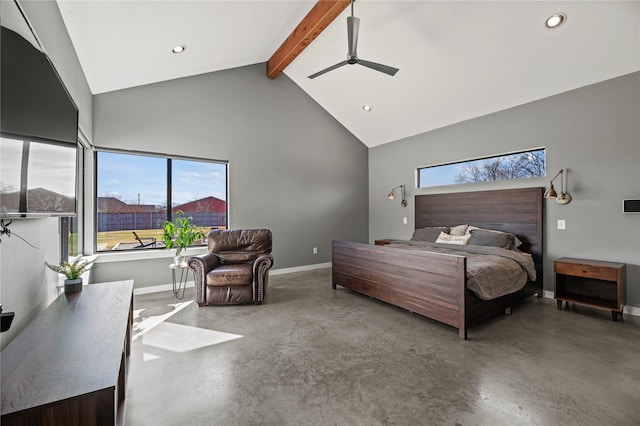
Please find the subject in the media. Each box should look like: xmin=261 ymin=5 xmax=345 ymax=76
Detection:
xmin=188 ymin=253 xmax=221 ymax=307
xmin=252 ymin=253 xmax=274 ymax=304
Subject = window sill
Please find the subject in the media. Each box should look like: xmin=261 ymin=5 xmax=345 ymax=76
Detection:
xmin=93 ymin=247 xmax=208 ymax=264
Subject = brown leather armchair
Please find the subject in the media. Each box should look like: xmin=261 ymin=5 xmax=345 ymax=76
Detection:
xmin=188 ymin=229 xmax=273 ymax=306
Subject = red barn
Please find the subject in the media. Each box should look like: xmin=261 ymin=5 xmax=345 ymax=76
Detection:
xmin=173 ymin=196 xmax=226 ymax=213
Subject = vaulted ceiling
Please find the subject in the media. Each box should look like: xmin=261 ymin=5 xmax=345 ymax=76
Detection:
xmin=56 ymin=1 xmax=640 ymax=147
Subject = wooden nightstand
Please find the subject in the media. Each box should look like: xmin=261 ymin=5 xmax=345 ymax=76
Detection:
xmin=554 ymin=257 xmax=626 ymax=321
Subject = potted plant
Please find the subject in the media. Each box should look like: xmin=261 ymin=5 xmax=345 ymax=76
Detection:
xmin=45 ymin=256 xmax=95 ymax=294
xmin=162 ymin=210 xmax=205 ymax=266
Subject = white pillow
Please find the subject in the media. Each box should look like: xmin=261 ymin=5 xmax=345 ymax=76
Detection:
xmin=448 ymin=224 xmax=469 ymax=236
xmin=435 ymin=232 xmax=471 ymax=245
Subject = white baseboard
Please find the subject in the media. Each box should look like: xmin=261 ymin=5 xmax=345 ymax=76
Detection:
xmin=132 ymin=262 xmax=332 ymax=296
xmin=269 ymin=262 xmax=332 ymax=276
xmin=542 ymin=290 xmax=638 ymax=317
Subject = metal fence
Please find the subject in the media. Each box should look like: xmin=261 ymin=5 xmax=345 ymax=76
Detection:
xmin=97 ymin=211 xmax=226 ymax=232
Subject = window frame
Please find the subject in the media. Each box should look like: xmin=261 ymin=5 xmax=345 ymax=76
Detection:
xmin=93 ymin=149 xmax=228 ymax=254
xmin=59 ymin=139 xmax=84 ymax=262
xmin=417 ymin=147 xmax=546 ymax=189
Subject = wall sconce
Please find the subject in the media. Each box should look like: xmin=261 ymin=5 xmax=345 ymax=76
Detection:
xmin=544 ymin=169 xmax=572 ymax=205
xmin=388 ymin=185 xmax=408 ymax=207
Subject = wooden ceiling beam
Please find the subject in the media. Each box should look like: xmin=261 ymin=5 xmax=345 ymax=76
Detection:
xmin=267 ymin=0 xmax=349 ymax=79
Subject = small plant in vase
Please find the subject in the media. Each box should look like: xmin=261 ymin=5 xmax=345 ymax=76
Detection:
xmin=162 ymin=210 xmax=205 ymax=266
xmin=45 ymin=256 xmax=95 ymax=293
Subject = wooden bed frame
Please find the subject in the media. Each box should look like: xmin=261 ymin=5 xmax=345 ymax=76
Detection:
xmin=331 ymin=187 xmax=544 ymax=339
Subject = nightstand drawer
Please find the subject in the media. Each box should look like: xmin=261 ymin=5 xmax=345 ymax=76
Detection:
xmin=555 ymin=262 xmax=619 ymax=281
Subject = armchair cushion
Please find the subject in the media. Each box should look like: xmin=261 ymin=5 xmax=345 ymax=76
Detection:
xmin=207 ymin=264 xmax=253 ymax=286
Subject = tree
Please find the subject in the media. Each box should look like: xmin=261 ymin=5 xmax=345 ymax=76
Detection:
xmin=455 ymin=150 xmax=545 ymax=184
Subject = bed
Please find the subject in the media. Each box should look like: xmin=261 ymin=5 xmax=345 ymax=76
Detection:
xmin=331 ymin=187 xmax=543 ymax=339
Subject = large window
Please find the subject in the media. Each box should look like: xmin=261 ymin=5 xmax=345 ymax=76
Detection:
xmin=418 ymin=148 xmax=545 ymax=188
xmin=95 ymin=151 xmax=227 ymax=252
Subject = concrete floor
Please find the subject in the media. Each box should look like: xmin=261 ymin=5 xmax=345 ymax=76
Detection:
xmin=126 ymin=268 xmax=640 ymax=426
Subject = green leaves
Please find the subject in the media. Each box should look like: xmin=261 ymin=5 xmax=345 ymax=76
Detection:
xmin=45 ymin=256 xmax=94 ymax=280
xmin=162 ymin=210 xmax=205 ymax=253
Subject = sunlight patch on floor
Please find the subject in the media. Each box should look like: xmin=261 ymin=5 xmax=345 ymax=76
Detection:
xmin=143 ymin=352 xmax=161 ymax=362
xmin=141 ymin=321 xmax=243 ymax=353
xmin=133 ymin=301 xmax=193 ymax=341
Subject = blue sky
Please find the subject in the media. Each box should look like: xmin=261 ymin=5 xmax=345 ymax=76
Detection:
xmin=97 ymin=152 xmax=226 ymax=206
xmin=419 ymin=163 xmax=468 ymax=187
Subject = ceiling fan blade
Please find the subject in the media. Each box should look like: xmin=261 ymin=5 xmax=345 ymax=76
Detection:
xmin=357 ymin=59 xmax=399 ymax=76
xmin=347 ymin=16 xmax=360 ymax=58
xmin=308 ymin=1 xmax=398 ymax=80
xmin=307 ymin=60 xmax=349 ymax=79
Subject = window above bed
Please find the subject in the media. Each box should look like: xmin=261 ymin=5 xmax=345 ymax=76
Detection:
xmin=417 ymin=148 xmax=545 ymax=188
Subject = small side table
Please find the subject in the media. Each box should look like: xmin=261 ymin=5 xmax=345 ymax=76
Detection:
xmin=554 ymin=257 xmax=626 ymax=321
xmin=169 ymin=262 xmax=191 ymax=299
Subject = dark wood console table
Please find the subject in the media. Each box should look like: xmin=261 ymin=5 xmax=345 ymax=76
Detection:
xmin=1 ymin=280 xmax=134 ymax=426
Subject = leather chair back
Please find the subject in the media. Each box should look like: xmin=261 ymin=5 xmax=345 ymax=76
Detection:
xmin=207 ymin=229 xmax=272 ymax=263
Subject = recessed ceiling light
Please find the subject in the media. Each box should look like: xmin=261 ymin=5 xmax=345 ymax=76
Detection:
xmin=362 ymin=105 xmax=372 ymax=112
xmin=172 ymin=45 xmax=186 ymax=54
xmin=545 ymin=13 xmax=566 ymax=29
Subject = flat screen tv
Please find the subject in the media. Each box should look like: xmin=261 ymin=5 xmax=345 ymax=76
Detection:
xmin=0 ymin=1 xmax=79 ymax=218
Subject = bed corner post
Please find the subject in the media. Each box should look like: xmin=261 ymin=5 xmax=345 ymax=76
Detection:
xmin=459 ymin=327 xmax=467 ymax=340
xmin=458 ymin=257 xmax=468 ymax=340
xmin=331 ymin=240 xmax=337 ymax=289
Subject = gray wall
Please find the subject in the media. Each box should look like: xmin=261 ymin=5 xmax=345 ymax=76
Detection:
xmin=1 ymin=0 xmax=93 ymax=348
xmin=91 ymin=64 xmax=369 ymax=288
xmin=370 ymin=72 xmax=640 ymax=308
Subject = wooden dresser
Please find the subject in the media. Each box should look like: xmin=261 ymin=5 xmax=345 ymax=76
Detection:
xmin=1 ymin=280 xmax=134 ymax=426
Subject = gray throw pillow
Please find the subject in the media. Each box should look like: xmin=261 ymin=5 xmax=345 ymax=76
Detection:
xmin=467 ymin=225 xmax=524 ymax=248
xmin=411 ymin=227 xmax=450 ymax=242
xmin=468 ymin=229 xmax=516 ymax=250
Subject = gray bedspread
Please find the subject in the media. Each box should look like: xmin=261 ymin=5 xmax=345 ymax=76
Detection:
xmin=385 ymin=240 xmax=537 ymax=300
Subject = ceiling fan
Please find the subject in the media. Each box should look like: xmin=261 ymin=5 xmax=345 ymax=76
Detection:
xmin=308 ymin=0 xmax=399 ymax=79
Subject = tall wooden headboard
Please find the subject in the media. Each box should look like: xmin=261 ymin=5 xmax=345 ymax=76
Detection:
xmin=414 ymin=187 xmax=544 ymax=265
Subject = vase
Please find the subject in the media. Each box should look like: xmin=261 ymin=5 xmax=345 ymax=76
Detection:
xmin=64 ymin=278 xmax=83 ymax=294
xmin=174 ymin=248 xmax=186 ymax=266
